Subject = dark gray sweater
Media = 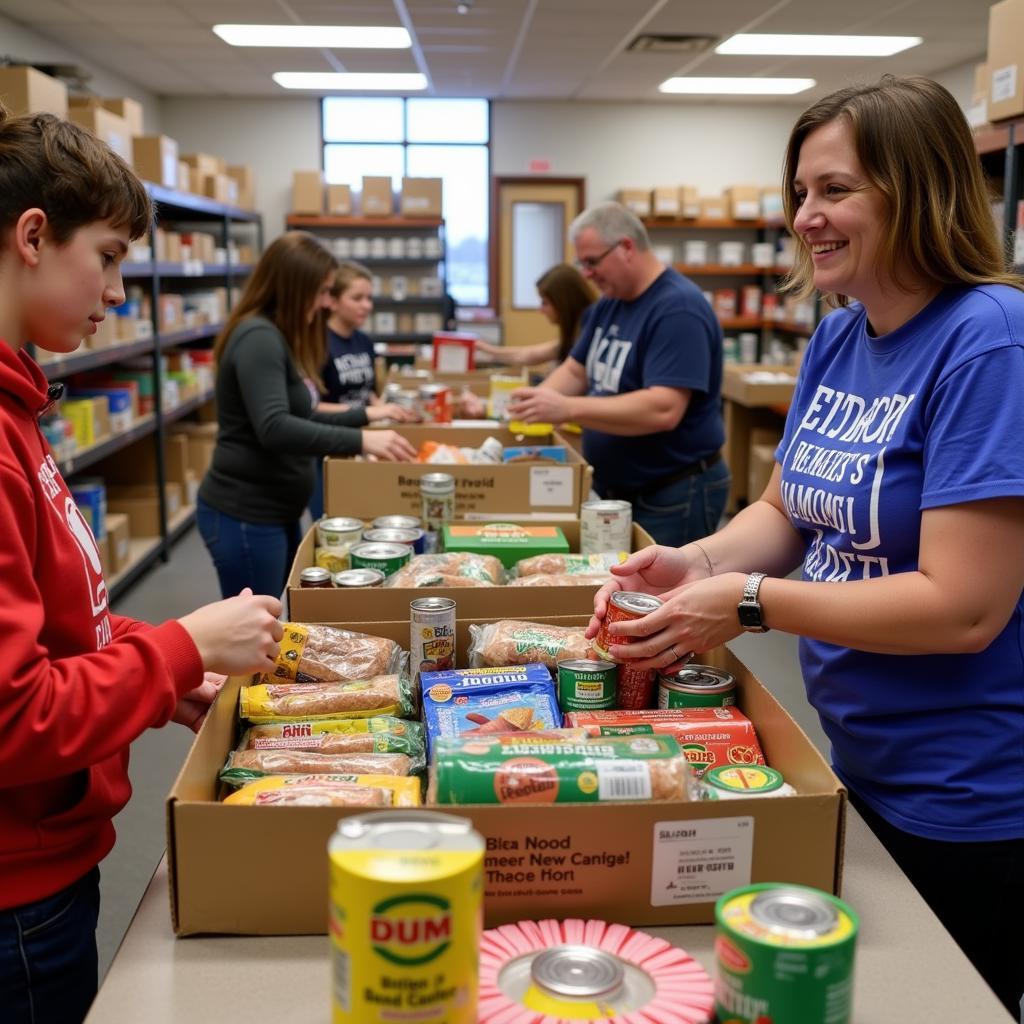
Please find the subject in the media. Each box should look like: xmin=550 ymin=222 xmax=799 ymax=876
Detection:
xmin=198 ymin=316 xmax=368 ymax=524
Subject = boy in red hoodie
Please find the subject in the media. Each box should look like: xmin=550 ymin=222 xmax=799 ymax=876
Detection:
xmin=0 ymin=110 xmax=285 ymax=1023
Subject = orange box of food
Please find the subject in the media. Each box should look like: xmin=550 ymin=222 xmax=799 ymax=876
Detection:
xmin=565 ymin=706 xmax=766 ymax=776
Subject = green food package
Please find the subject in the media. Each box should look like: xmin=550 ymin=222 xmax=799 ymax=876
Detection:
xmin=441 ymin=522 xmax=569 ymax=570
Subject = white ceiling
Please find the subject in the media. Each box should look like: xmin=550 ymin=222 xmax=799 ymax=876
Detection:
xmin=0 ymin=0 xmax=990 ymax=102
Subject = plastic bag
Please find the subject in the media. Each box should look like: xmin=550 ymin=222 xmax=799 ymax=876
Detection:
xmin=239 ymin=674 xmax=416 ymax=722
xmin=387 ymin=552 xmax=504 ymax=587
xmin=219 ymin=748 xmax=416 ymax=787
xmin=223 ymin=774 xmax=422 ymax=807
xmin=266 ymin=623 xmax=403 ymax=684
xmin=514 ymin=552 xmax=625 ymax=578
xmin=468 ymin=620 xmax=592 ymax=669
xmin=238 ymin=717 xmax=424 ymax=756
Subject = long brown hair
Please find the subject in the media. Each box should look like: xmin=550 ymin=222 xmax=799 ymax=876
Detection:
xmin=782 ymin=75 xmax=1023 ymax=305
xmin=214 ymin=231 xmax=337 ymax=384
xmin=536 ymin=263 xmax=598 ymax=359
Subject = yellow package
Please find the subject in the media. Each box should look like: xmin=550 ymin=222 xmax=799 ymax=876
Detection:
xmin=223 ymin=773 xmax=422 ymax=807
xmin=239 ymin=675 xmax=415 ymax=722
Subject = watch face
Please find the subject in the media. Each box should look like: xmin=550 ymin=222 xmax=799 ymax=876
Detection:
xmin=738 ymin=601 xmax=762 ymax=628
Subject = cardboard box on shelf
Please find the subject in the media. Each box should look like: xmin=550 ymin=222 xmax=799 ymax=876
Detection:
xmin=182 ymin=153 xmax=222 ymax=178
xmin=760 ymin=189 xmax=784 ymax=222
xmin=616 ymin=188 xmax=651 ymax=217
xmin=725 ymin=185 xmax=761 ymax=220
xmin=0 ymin=66 xmax=68 ymax=117
xmin=326 ymin=183 xmax=352 ymax=215
xmin=288 ymin=518 xmax=649 ymax=622
xmin=166 ymin=620 xmax=845 ymax=936
xmin=107 ymin=483 xmax=182 ymax=538
xmin=679 ymin=185 xmax=701 ymax=218
xmin=176 ymin=160 xmax=191 ymax=193
xmin=202 ymin=172 xmax=233 ymax=205
xmin=169 ymin=422 xmax=218 ymax=478
xmin=699 ymin=195 xmax=728 ymax=220
xmin=132 ymin=135 xmax=179 ymax=189
xmin=100 ymin=97 xmax=143 ymax=137
xmin=227 ymin=165 xmax=255 ymax=209
xmin=67 ymin=104 xmax=132 ymax=161
xmin=650 ymin=186 xmax=680 ymax=217
xmin=95 ymin=534 xmax=112 ymax=580
xmin=722 ymin=363 xmax=797 ymax=407
xmin=400 ymin=177 xmax=443 ymax=217
xmin=988 ymin=0 xmax=1024 ymax=121
xmin=105 ymin=513 xmax=131 ymax=575
xmin=292 ymin=170 xmax=324 ymax=214
xmin=361 ymin=176 xmax=394 ymax=216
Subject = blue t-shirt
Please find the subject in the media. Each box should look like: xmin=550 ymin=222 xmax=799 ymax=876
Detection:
xmin=321 ymin=327 xmax=375 ymax=405
xmin=568 ymin=268 xmax=725 ymax=493
xmin=776 ymin=284 xmax=1024 ymax=841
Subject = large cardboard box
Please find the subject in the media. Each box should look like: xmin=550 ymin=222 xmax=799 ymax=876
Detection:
xmin=725 ymin=185 xmax=761 ymax=220
xmin=650 ymin=186 xmax=681 ymax=217
xmin=0 ymin=66 xmax=68 ymax=117
xmin=67 ymin=104 xmax=132 ymax=161
xmin=401 ymin=177 xmax=442 ymax=217
xmin=105 ymin=512 xmax=131 ymax=575
xmin=292 ymin=170 xmax=324 ymax=214
xmin=100 ymin=97 xmax=143 ymax=137
xmin=362 ymin=176 xmax=394 ymax=216
xmin=132 ymin=135 xmax=179 ymax=188
xmin=288 ymin=519 xmax=653 ymax=622
xmin=107 ymin=482 xmax=182 ymax=538
xmin=326 ymin=183 xmax=352 ymax=215
xmin=166 ymin=620 xmax=845 ymax=936
xmin=182 ymin=153 xmax=222 ymax=178
xmin=227 ymin=165 xmax=256 ymax=210
xmin=616 ymin=188 xmax=651 ymax=217
xmin=988 ymin=0 xmax=1024 ymax=121
xmin=722 ymin=363 xmax=797 ymax=407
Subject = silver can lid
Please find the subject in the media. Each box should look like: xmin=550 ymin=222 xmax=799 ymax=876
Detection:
xmin=531 ymin=945 xmax=624 ymax=1000
xmin=373 ymin=515 xmax=421 ymax=530
xmin=558 ymin=659 xmax=616 ymax=673
xmin=411 ymin=597 xmax=456 ymax=612
xmin=661 ymin=666 xmax=734 ymax=691
xmin=333 ymin=568 xmax=385 ymax=587
xmin=421 ymin=472 xmax=455 ymax=491
xmin=610 ymin=591 xmax=663 ymax=615
xmin=364 ymin=528 xmax=420 ymax=545
xmin=318 ymin=517 xmax=363 ymax=532
xmin=582 ymin=499 xmax=632 ymax=514
xmin=351 ymin=542 xmax=410 ymax=559
xmin=419 ymin=383 xmax=450 ymax=396
xmin=332 ymin=810 xmax=481 ymax=853
xmin=299 ymin=567 xmax=332 ymax=583
xmin=750 ymin=888 xmax=839 ymax=938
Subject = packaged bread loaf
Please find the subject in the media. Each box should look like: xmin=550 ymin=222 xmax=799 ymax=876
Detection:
xmin=514 ymin=552 xmax=625 ymax=578
xmin=508 ymin=573 xmax=610 ymax=587
xmin=239 ymin=674 xmax=415 ymax=722
xmin=266 ymin=623 xmax=401 ymax=683
xmin=223 ymin=773 xmax=421 ymax=807
xmin=239 ymin=717 xmax=424 ymax=758
xmin=387 ymin=552 xmax=504 ymax=588
xmin=468 ymin=620 xmax=592 ymax=669
xmin=430 ymin=732 xmax=694 ymax=805
xmin=220 ymin=749 xmax=415 ymax=787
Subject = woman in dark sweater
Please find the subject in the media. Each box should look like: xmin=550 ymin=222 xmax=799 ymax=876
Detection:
xmin=197 ymin=232 xmax=415 ymax=598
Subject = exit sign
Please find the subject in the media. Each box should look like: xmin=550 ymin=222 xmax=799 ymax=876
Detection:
xmin=529 ymin=158 xmax=551 ymax=172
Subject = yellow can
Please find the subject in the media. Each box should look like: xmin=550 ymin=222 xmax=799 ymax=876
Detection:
xmin=328 ymin=810 xmax=483 ymax=1024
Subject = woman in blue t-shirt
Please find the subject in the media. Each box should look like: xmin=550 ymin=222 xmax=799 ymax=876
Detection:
xmin=587 ymin=76 xmax=1024 ymax=1017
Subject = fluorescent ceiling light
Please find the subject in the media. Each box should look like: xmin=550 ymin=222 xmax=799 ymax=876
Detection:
xmin=716 ymin=34 xmax=921 ymax=57
xmin=660 ymin=77 xmax=815 ymax=95
xmin=214 ymin=24 xmax=410 ymax=48
xmin=273 ymin=72 xmax=427 ymax=91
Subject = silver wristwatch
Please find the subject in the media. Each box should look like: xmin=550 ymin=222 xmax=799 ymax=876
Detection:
xmin=737 ymin=572 xmax=769 ymax=633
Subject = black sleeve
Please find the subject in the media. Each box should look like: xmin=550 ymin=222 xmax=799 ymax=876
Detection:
xmin=232 ymin=324 xmax=364 ymax=456
xmin=311 ymin=407 xmax=370 ymax=428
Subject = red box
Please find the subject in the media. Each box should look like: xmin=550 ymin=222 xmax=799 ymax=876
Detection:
xmin=432 ymin=332 xmax=476 ymax=373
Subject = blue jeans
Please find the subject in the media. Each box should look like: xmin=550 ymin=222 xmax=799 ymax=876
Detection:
xmin=308 ymin=459 xmax=325 ymax=522
xmin=0 ymin=868 xmax=100 ymax=1024
xmin=196 ymin=498 xmax=301 ymax=599
xmin=602 ymin=457 xmax=731 ymax=548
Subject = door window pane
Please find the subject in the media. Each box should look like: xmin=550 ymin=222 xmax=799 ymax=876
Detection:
xmin=407 ymin=98 xmax=488 ymax=143
xmin=323 ymin=98 xmax=404 ymax=142
xmin=324 ymin=144 xmax=404 ymax=191
xmin=511 ymin=203 xmax=563 ymax=308
xmin=407 ymin=145 xmax=489 ymax=306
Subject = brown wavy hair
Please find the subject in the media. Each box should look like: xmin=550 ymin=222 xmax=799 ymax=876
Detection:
xmin=781 ymin=75 xmax=1023 ymax=305
xmin=536 ymin=263 xmax=598 ymax=359
xmin=0 ymin=106 xmax=151 ymax=243
xmin=214 ymin=231 xmax=337 ymax=385
xmin=329 ymin=259 xmax=372 ymax=298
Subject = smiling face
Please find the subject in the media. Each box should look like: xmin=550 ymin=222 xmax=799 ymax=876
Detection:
xmin=791 ymin=118 xmax=893 ymax=307
xmin=332 ymin=274 xmax=373 ymax=332
xmin=21 ymin=217 xmax=129 ymax=354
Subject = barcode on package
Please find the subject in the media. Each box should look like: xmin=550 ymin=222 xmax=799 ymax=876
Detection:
xmin=597 ymin=762 xmax=652 ymax=800
xmin=332 ymin=948 xmax=350 ymax=1012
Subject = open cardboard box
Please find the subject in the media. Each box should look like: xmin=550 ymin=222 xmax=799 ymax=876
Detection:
xmin=722 ymin=363 xmax=798 ymax=408
xmin=166 ymin=616 xmax=845 ymax=936
xmin=288 ymin=519 xmax=653 ymax=621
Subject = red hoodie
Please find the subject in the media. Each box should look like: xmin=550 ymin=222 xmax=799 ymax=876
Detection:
xmin=0 ymin=341 xmax=203 ymax=909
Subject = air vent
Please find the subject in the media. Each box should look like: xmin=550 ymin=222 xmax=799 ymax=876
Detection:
xmin=627 ymin=34 xmax=718 ymax=54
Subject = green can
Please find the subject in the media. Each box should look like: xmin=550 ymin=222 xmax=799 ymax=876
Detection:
xmin=715 ymin=883 xmax=858 ymax=1024
xmin=349 ymin=541 xmax=411 ymax=578
xmin=658 ymin=665 xmax=736 ymax=709
xmin=556 ymin=659 xmax=617 ymax=712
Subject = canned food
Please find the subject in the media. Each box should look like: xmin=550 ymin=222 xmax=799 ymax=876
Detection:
xmin=363 ymin=527 xmax=425 ymax=554
xmin=411 ymin=597 xmax=456 ymax=676
xmin=614 ymin=661 xmax=657 ymax=710
xmin=393 ymin=389 xmax=420 ymax=413
xmin=421 ymin=472 xmax=456 ymax=536
xmin=299 ymin=567 xmax=333 ymax=588
xmin=593 ymin=591 xmax=663 ymax=658
xmin=372 ymin=515 xmax=422 ymax=532
xmin=715 ymin=883 xmax=858 ymax=1024
xmin=580 ymin=499 xmax=632 ymax=555
xmin=658 ymin=665 xmax=736 ymax=709
xmin=556 ymin=659 xmax=617 ymax=713
xmin=349 ymin=542 xmax=411 ymax=578
xmin=315 ymin=546 xmax=351 ymax=574
xmin=329 ymin=810 xmax=483 ymax=1024
xmin=419 ymin=383 xmax=452 ymax=424
xmin=333 ymin=568 xmax=386 ymax=589
xmin=317 ymin=516 xmax=363 ymax=548
xmin=701 ymin=764 xmax=795 ymax=800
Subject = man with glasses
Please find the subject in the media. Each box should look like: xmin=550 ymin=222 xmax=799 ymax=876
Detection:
xmin=509 ymin=201 xmax=729 ymax=547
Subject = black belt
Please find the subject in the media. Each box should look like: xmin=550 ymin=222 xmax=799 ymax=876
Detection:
xmin=602 ymin=451 xmax=722 ymax=502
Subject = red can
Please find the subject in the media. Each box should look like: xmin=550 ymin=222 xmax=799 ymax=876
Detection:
xmin=419 ymin=382 xmax=452 ymax=424
xmin=594 ymin=591 xmax=663 ymax=657
xmin=615 ymin=661 xmax=657 ymax=710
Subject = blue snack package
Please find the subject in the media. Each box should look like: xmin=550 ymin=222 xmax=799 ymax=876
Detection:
xmin=421 ymin=664 xmax=561 ymax=757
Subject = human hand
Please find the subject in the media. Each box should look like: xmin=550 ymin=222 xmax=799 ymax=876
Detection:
xmin=506 ymin=386 xmax=571 ymax=425
xmin=600 ymin=572 xmax=749 ymax=671
xmin=362 ymin=429 xmax=417 ymax=461
xmin=365 ymin=402 xmax=420 ymax=423
xmin=586 ymin=544 xmax=712 ymax=639
xmin=475 ymin=340 xmax=500 ymax=357
xmin=171 ymin=673 xmax=225 ymax=732
xmin=458 ymin=390 xmax=487 ymax=418
xmin=178 ymin=588 xmax=283 ymax=676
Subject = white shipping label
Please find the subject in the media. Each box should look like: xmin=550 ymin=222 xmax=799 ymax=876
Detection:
xmin=992 ymin=65 xmax=1018 ymax=104
xmin=529 ymin=466 xmax=573 ymax=507
xmin=650 ymin=816 xmax=754 ymax=906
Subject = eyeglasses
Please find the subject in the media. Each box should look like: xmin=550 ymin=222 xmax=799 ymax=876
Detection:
xmin=575 ymin=239 xmax=624 ymax=272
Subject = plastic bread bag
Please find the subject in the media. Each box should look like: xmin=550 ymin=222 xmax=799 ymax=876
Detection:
xmin=219 ymin=749 xmax=416 ymax=788
xmin=223 ymin=774 xmax=422 ymax=807
xmin=507 ymin=573 xmax=610 ymax=587
xmin=468 ymin=620 xmax=592 ymax=669
xmin=238 ymin=717 xmax=424 ymax=758
xmin=513 ymin=552 xmax=626 ymax=578
xmin=429 ymin=732 xmax=695 ymax=805
xmin=239 ymin=673 xmax=416 ymax=723
xmin=386 ymin=552 xmax=504 ymax=588
xmin=265 ymin=623 xmax=402 ymax=683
